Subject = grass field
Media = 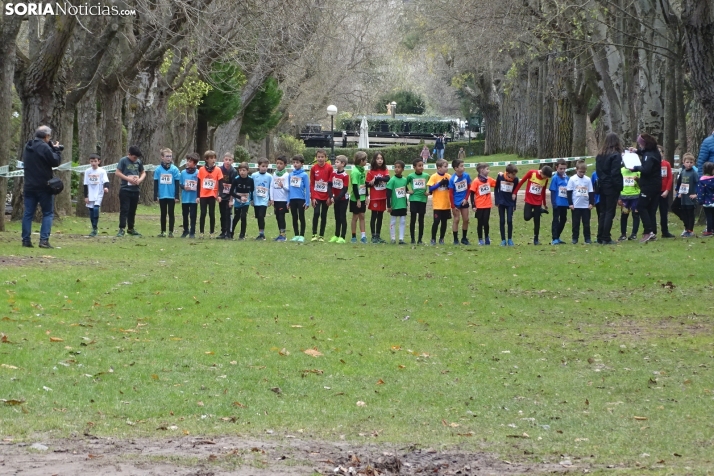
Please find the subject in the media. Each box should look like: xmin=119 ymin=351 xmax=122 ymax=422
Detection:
xmin=1 ymin=188 xmax=713 ymax=474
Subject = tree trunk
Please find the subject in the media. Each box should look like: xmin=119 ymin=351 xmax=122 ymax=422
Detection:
xmin=675 ymin=58 xmax=688 ymax=154
xmin=75 ymin=86 xmax=98 ymax=217
xmin=662 ymin=55 xmax=676 ymax=163
xmin=537 ymin=61 xmax=546 ymax=160
xmin=99 ymin=87 xmax=124 ymax=213
xmin=634 ymin=0 xmax=667 ymax=138
xmin=196 ymin=116 xmax=209 ymax=156
xmin=681 ymin=0 xmax=714 ymax=130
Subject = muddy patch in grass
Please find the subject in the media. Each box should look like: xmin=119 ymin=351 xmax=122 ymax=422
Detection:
xmin=0 ymin=436 xmax=576 ymax=475
xmin=601 ymin=317 xmax=713 ymax=340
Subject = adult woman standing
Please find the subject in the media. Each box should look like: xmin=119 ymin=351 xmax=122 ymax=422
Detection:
xmin=629 ymin=133 xmax=662 ymax=242
xmin=595 ymin=133 xmax=625 ymax=244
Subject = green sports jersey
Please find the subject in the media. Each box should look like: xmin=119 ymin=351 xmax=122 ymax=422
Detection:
xmin=406 ymin=172 xmax=429 ymax=203
xmin=350 ymin=165 xmax=366 ymax=202
xmin=621 ymin=168 xmax=640 ymax=197
xmin=386 ymin=175 xmax=408 ymax=210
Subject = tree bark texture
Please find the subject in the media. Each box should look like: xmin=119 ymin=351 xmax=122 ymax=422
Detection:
xmin=75 ymin=85 xmax=99 ymax=217
xmin=681 ymin=0 xmax=714 ymax=131
xmin=98 ymin=87 xmax=124 ymax=213
xmin=662 ymin=55 xmax=676 ymax=164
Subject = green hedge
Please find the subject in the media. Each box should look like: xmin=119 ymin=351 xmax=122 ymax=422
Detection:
xmin=303 ymin=141 xmax=484 ymax=165
xmin=339 ymin=118 xmax=451 ymax=135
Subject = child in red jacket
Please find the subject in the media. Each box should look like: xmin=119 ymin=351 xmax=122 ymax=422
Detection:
xmin=512 ymin=166 xmax=553 ymax=245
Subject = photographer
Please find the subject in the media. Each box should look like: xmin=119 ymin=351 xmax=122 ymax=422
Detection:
xmin=21 ymin=125 xmax=61 ymax=248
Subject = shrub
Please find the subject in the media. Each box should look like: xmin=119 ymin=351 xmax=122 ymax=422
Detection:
xmin=234 ymin=145 xmax=251 ymax=162
xmin=274 ymin=134 xmax=306 ymax=159
xmin=303 ymin=141 xmax=484 ymax=165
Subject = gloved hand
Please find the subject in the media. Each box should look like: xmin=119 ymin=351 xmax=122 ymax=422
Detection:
xmin=440 ymin=178 xmax=449 ymax=187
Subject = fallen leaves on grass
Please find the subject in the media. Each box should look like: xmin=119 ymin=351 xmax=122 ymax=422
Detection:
xmin=303 ymin=348 xmax=322 ymax=357
xmin=661 ymin=281 xmax=676 ymax=290
xmin=270 ymin=387 xmax=282 ymax=394
xmin=232 ymin=401 xmax=246 ymax=407
xmin=1 ymin=333 xmax=10 ymax=343
xmin=633 ymin=416 xmax=648 ymax=420
xmin=301 ymin=369 xmax=324 ymax=377
xmin=506 ymin=433 xmax=530 ymax=438
xmin=376 ymin=379 xmax=385 ymax=385
xmin=49 ymin=337 xmax=63 ymax=342
xmin=279 ymin=348 xmax=290 ymax=356
xmin=1 ymin=364 xmax=18 ymax=370
xmin=356 ymin=401 xmax=366 ymax=407
xmin=1 ymin=399 xmax=25 ymax=406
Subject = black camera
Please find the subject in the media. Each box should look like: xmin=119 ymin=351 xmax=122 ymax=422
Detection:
xmin=54 ymin=144 xmax=64 ymax=152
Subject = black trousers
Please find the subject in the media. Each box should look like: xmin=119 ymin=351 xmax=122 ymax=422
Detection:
xmin=475 ymin=208 xmax=491 ymax=240
xmin=597 ymin=192 xmax=619 ymax=242
xmin=290 ymin=199 xmax=306 ymax=236
xmin=431 ymin=210 xmax=450 ymax=240
xmin=219 ymin=199 xmax=232 ymax=234
xmin=370 ymin=210 xmax=384 ymax=236
xmin=199 ymin=197 xmax=216 ymax=234
xmin=681 ymin=206 xmax=696 ymax=231
xmin=312 ymin=199 xmax=329 ymax=236
xmin=119 ymin=189 xmax=140 ymax=230
xmin=333 ymin=200 xmax=348 ymax=238
xmin=523 ymin=203 xmax=542 ymax=239
xmin=159 ymin=198 xmax=175 ymax=233
xmin=182 ymin=203 xmax=197 ymax=234
xmin=410 ymin=201 xmax=426 ymax=242
xmin=620 ymin=210 xmax=640 ymax=236
xmin=551 ymin=205 xmax=568 ymax=240
xmin=654 ymin=195 xmax=670 ymax=234
xmin=571 ymin=208 xmax=591 ymax=241
xmin=498 ymin=205 xmax=514 ymax=240
xmin=232 ymin=206 xmax=249 ymax=237
xmin=705 ymin=207 xmax=714 ymax=232
xmin=638 ymin=192 xmax=659 ymax=234
xmin=274 ymin=201 xmax=288 ymax=233
xmin=254 ymin=206 xmax=267 ymax=231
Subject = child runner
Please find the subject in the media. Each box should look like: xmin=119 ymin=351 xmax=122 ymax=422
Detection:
xmin=350 ymin=151 xmax=368 ymax=243
xmin=179 ymin=153 xmax=199 ymax=238
xmin=83 ymin=153 xmax=109 ymax=237
xmin=329 ymin=155 xmax=350 ymax=243
xmin=153 ymin=148 xmax=181 ymax=238
xmin=469 ymin=162 xmax=496 ymax=245
xmin=494 ymin=164 xmax=518 ymax=246
xmin=449 ymin=159 xmax=472 ymax=245
xmin=367 ymin=152 xmax=390 ymax=243
xmin=386 ymin=160 xmax=408 ymax=244
xmin=566 ymin=161 xmax=595 ymax=244
xmin=697 ymin=162 xmax=714 ymax=237
xmin=289 ymin=155 xmax=310 ymax=242
xmin=197 ymin=150 xmax=223 ymax=238
xmin=677 ymin=153 xmax=699 ymax=238
xmin=512 ymin=166 xmax=553 ymax=245
xmin=116 ymin=145 xmax=145 ymax=237
xmin=548 ymin=159 xmax=569 ymax=245
xmin=407 ymin=158 xmax=429 ymax=244
xmin=310 ymin=149 xmax=333 ymax=242
xmin=230 ymin=162 xmax=254 ymax=240
xmin=427 ymin=159 xmax=452 ymax=245
xmin=618 ymin=166 xmax=641 ymax=241
xmin=270 ymin=155 xmax=290 ymax=241
xmin=251 ymin=157 xmax=273 ymax=240
xmin=420 ymin=145 xmax=431 ymax=164
xmin=217 ymin=152 xmax=237 ymax=239
xmin=657 ymin=155 xmax=675 ymax=238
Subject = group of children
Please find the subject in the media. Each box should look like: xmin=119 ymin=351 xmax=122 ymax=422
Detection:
xmin=82 ymin=149 xmax=714 ymax=244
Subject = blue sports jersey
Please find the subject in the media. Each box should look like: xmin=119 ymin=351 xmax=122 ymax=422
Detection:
xmin=549 ymin=173 xmax=570 ymax=207
xmin=449 ymin=172 xmax=471 ymax=206
xmin=251 ymin=171 xmax=273 ymax=207
xmin=154 ymin=164 xmax=181 ymax=200
xmin=180 ymin=169 xmax=199 ymax=204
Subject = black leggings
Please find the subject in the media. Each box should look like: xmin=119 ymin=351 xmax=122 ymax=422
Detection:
xmin=219 ymin=199 xmax=232 ymax=234
xmin=498 ymin=205 xmax=514 ymax=240
xmin=312 ymin=200 xmax=329 ymax=236
xmin=199 ymin=197 xmax=216 ymax=234
xmin=655 ymin=195 xmax=670 ymax=234
xmin=410 ymin=202 xmax=426 ymax=242
xmin=597 ymin=192 xmax=619 ymax=242
xmin=232 ymin=206 xmax=249 ymax=237
xmin=370 ymin=210 xmax=384 ymax=236
xmin=621 ymin=210 xmax=640 ymax=236
xmin=182 ymin=203 xmax=197 ymax=234
xmin=334 ymin=200 xmax=348 ymax=238
xmin=705 ymin=207 xmax=714 ymax=232
xmin=475 ymin=208 xmax=491 ymax=240
xmin=290 ymin=200 xmax=306 ymax=236
xmin=524 ymin=204 xmax=542 ymax=239
xmin=431 ymin=211 xmax=449 ymax=241
xmin=681 ymin=206 xmax=696 ymax=232
xmin=159 ymin=198 xmax=175 ymax=233
xmin=274 ymin=202 xmax=287 ymax=233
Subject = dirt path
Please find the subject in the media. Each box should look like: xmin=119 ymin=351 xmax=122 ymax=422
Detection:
xmin=0 ymin=436 xmax=572 ymax=475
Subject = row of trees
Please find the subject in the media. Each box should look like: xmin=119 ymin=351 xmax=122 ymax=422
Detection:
xmin=412 ymin=0 xmax=714 ymax=160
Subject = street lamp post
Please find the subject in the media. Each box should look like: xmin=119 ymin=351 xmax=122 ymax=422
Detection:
xmin=327 ymin=104 xmax=337 ymax=164
xmin=390 ymin=101 xmax=396 ymax=119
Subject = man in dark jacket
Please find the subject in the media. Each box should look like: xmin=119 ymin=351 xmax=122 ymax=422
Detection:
xmin=697 ymin=129 xmax=714 ymax=175
xmin=21 ymin=125 xmax=61 ymax=248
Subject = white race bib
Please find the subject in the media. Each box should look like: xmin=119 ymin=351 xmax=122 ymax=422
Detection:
xmin=500 ymin=181 xmax=513 ymax=193
xmin=160 ymin=174 xmax=172 ymax=185
xmin=661 ymin=167 xmax=667 ymax=178
xmin=624 ymin=176 xmax=635 ymax=187
xmin=558 ymin=186 xmax=567 ymax=198
xmin=290 ymin=176 xmax=302 ymax=188
xmin=256 ymin=186 xmax=268 ymax=198
xmin=412 ymin=178 xmax=425 ymax=190
xmin=358 ymin=185 xmax=366 ymax=196
xmin=203 ymin=178 xmax=215 ymax=190
xmin=529 ymin=183 xmax=542 ymax=195
xmin=222 ymin=183 xmax=231 ymax=195
xmin=88 ymin=174 xmax=100 ymax=184
xmin=315 ymin=180 xmax=328 ymax=193
xmin=395 ymin=187 xmax=406 ymax=198
xmin=575 ymin=186 xmax=588 ymax=197
xmin=273 ymin=177 xmax=284 ymax=188
xmin=184 ymin=179 xmax=197 ymax=191
xmin=478 ymin=183 xmax=491 ymax=196
xmin=332 ymin=178 xmax=343 ymax=189
xmin=455 ymin=180 xmax=468 ymax=193
xmin=679 ymin=183 xmax=689 ymax=194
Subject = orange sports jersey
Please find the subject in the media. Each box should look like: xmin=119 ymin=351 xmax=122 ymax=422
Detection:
xmin=197 ymin=166 xmax=224 ymax=198
xmin=469 ymin=176 xmax=497 ymax=209
xmin=427 ymin=172 xmax=452 ymax=210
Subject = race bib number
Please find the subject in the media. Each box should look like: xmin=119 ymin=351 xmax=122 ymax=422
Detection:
xmin=455 ymin=180 xmax=468 ymax=193
xmin=290 ymin=176 xmax=302 ymax=188
xmin=202 ymin=178 xmax=215 ymax=190
xmin=412 ymin=178 xmax=425 ymax=190
xmin=500 ymin=181 xmax=513 ymax=193
xmin=679 ymin=183 xmax=689 ymax=194
xmin=315 ymin=180 xmax=328 ymax=193
xmin=222 ymin=183 xmax=231 ymax=195
xmin=160 ymin=174 xmax=172 ymax=185
xmin=273 ymin=178 xmax=283 ymax=188
xmin=358 ymin=185 xmax=366 ymax=196
xmin=624 ymin=176 xmax=635 ymax=187
xmin=332 ymin=178 xmax=343 ymax=189
xmin=558 ymin=186 xmax=567 ymax=198
xmin=575 ymin=186 xmax=588 ymax=197
xmin=478 ymin=183 xmax=491 ymax=196
xmin=661 ymin=167 xmax=667 ymax=178
xmin=256 ymin=186 xmax=268 ymax=198
xmin=395 ymin=187 xmax=406 ymax=199
xmin=528 ymin=183 xmax=542 ymax=195
xmin=184 ymin=179 xmax=197 ymax=191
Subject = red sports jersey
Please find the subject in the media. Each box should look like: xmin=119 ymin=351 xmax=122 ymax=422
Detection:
xmin=513 ymin=170 xmax=549 ymax=206
xmin=331 ymin=170 xmax=350 ymax=200
xmin=367 ymin=168 xmax=390 ymax=201
xmin=660 ymin=160 xmax=673 ymax=193
xmin=310 ymin=162 xmax=333 ymax=201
